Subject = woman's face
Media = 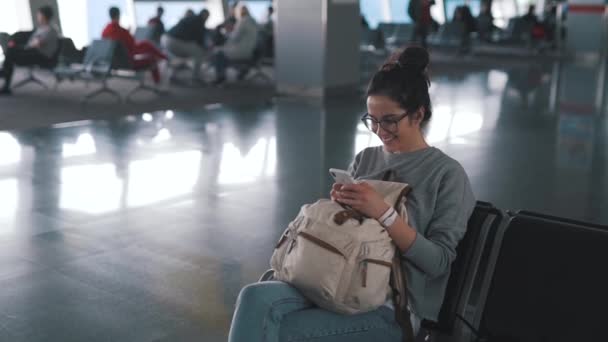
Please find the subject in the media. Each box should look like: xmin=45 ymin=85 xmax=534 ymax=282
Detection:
xmin=366 ymin=95 xmax=422 ymax=153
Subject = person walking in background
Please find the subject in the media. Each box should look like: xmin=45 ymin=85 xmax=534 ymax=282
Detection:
xmin=147 ymin=6 xmax=166 ymax=44
xmin=542 ymin=3 xmax=558 ymax=47
xmin=408 ymin=0 xmax=434 ymax=48
xmin=1 ymin=6 xmax=59 ymax=95
xmin=263 ymin=5 xmax=275 ymax=34
xmin=521 ymin=5 xmax=546 ymax=45
xmin=102 ymin=7 xmax=167 ymax=84
xmin=477 ymin=0 xmax=495 ymax=42
xmin=260 ymin=5 xmax=275 ymax=58
xmin=522 ymin=5 xmax=539 ymax=25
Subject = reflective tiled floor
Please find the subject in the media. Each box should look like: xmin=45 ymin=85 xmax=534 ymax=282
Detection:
xmin=0 ymin=60 xmax=606 ymax=341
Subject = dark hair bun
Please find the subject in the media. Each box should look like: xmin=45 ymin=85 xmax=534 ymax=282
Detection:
xmin=397 ymin=46 xmax=429 ymax=74
xmin=368 ymin=45 xmax=433 ymax=128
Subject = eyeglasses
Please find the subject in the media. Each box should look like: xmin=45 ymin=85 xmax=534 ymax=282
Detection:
xmin=361 ymin=112 xmax=409 ymax=133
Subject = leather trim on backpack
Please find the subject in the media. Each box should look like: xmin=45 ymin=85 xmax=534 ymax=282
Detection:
xmin=364 ymin=258 xmax=393 ymax=268
xmin=393 ymin=186 xmax=412 ymax=211
xmin=333 ymin=209 xmax=367 ymax=225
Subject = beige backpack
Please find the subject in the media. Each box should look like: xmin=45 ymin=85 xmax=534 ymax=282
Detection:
xmin=269 ymin=178 xmax=414 ymax=340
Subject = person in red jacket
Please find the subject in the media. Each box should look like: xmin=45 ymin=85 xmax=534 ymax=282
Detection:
xmin=102 ymin=7 xmax=167 ymax=84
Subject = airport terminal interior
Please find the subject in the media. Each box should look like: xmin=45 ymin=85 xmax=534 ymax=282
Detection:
xmin=0 ymin=0 xmax=607 ymax=341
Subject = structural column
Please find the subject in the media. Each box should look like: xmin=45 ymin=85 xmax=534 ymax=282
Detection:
xmin=275 ymin=0 xmax=360 ymax=97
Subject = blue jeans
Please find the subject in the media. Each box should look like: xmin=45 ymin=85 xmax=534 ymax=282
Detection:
xmin=228 ymin=281 xmax=406 ymax=342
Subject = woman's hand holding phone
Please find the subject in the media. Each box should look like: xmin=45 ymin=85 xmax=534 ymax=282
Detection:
xmin=330 ymin=183 xmax=344 ymax=202
xmin=330 ymin=168 xmax=390 ymax=219
xmin=333 ymin=182 xmax=390 ymax=219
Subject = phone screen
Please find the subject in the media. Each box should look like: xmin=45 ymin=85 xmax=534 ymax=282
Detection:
xmin=329 ymin=169 xmax=355 ymax=184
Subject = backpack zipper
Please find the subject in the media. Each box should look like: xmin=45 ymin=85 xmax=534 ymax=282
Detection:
xmin=298 ymin=232 xmax=345 ymax=257
xmin=360 ymin=258 xmax=392 ymax=287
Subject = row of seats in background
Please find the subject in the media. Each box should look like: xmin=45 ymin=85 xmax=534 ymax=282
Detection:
xmin=379 ymin=202 xmax=606 ymax=341
xmin=362 ymin=17 xmax=563 ymax=59
xmin=0 ymin=26 xmax=274 ymax=103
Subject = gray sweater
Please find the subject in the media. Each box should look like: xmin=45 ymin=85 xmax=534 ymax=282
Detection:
xmin=27 ymin=25 xmax=59 ymax=58
xmin=348 ymin=146 xmax=475 ymax=321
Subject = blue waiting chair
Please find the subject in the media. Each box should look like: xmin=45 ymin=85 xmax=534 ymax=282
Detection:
xmin=55 ymin=39 xmax=120 ymax=102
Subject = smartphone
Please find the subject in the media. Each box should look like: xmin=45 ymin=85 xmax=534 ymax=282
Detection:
xmin=329 ymin=168 xmax=356 ymax=184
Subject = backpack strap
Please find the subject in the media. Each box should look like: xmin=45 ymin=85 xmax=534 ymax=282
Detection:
xmin=393 ymin=186 xmax=412 ymax=210
xmin=382 ymin=170 xmax=396 ymax=181
xmin=390 ymin=247 xmax=415 ymax=342
xmin=390 ymin=183 xmax=414 ymax=342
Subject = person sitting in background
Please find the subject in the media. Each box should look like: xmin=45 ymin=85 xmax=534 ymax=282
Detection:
xmin=360 ymin=15 xmax=386 ymax=51
xmin=211 ymin=4 xmax=259 ymax=85
xmin=453 ymin=5 xmax=476 ymax=53
xmin=360 ymin=14 xmax=373 ymax=46
xmin=161 ymin=9 xmax=210 ymax=82
xmin=147 ymin=6 xmax=166 ymax=44
xmin=461 ymin=5 xmax=476 ymax=35
xmin=477 ymin=0 xmax=495 ymax=42
xmin=102 ymin=7 xmax=167 ymax=84
xmin=0 ymin=6 xmax=58 ymax=95
xmin=361 ymin=15 xmax=370 ymax=30
xmin=225 ymin=2 xmax=240 ymax=25
xmin=212 ymin=3 xmax=239 ymax=46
